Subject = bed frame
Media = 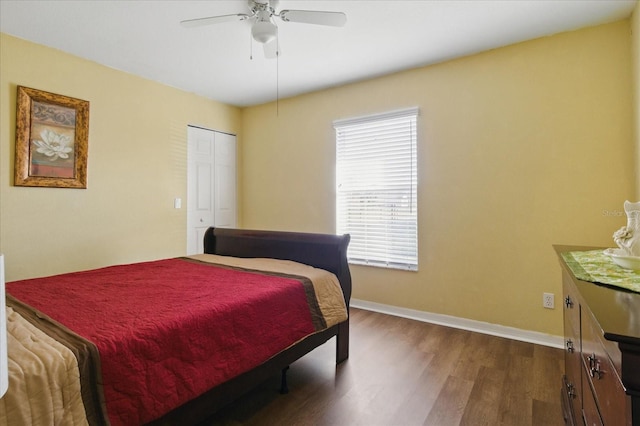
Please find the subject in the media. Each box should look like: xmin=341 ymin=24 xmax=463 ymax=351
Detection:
xmin=148 ymin=227 xmax=352 ymax=425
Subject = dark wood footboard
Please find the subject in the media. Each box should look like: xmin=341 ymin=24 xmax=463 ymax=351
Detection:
xmin=148 ymin=227 xmax=352 ymax=426
xmin=204 ymin=226 xmax=352 ymax=363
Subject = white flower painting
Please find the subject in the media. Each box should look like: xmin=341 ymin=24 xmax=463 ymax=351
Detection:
xmin=32 ymin=129 xmax=73 ymax=161
xmin=15 ymin=86 xmax=88 ymax=188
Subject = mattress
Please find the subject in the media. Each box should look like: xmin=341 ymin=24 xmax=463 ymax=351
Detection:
xmin=0 ymin=254 xmax=347 ymax=425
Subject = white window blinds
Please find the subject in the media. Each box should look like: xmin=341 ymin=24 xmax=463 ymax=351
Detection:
xmin=335 ymin=108 xmax=418 ymax=270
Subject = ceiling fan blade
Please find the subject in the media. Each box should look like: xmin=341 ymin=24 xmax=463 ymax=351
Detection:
xmin=180 ymin=13 xmax=251 ymax=28
xmin=263 ymin=38 xmax=280 ymax=59
xmin=278 ymin=10 xmax=346 ymax=27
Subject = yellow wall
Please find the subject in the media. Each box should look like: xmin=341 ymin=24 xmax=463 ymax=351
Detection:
xmin=0 ymin=34 xmax=242 ymax=281
xmin=633 ymin=2 xmax=640 ymax=199
xmin=1 ymin=18 xmax=636 ymax=337
xmin=241 ymin=21 xmax=634 ymax=336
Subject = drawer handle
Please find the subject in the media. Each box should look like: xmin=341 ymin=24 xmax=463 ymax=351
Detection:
xmin=587 ymin=354 xmax=603 ymax=380
xmin=566 ymin=382 xmax=576 ymax=399
xmin=564 ymin=296 xmax=574 ymax=309
xmin=565 ymin=339 xmax=574 ymax=353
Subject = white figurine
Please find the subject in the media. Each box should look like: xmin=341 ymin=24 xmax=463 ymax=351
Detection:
xmin=613 ymin=200 xmax=640 ymax=257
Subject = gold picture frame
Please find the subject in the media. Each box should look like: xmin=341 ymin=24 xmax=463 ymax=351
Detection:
xmin=15 ymin=86 xmax=89 ymax=188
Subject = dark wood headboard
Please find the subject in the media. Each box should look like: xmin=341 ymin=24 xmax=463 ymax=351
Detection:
xmin=203 ymin=227 xmax=352 ymax=304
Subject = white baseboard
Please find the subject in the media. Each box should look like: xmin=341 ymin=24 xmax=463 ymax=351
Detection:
xmin=350 ymin=298 xmax=565 ymax=349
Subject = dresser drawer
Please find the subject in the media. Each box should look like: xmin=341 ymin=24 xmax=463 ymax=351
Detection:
xmin=581 ymin=309 xmax=629 ymax=426
xmin=582 ymin=368 xmax=603 ymax=426
xmin=563 ymin=301 xmax=581 ymax=423
xmin=562 ymin=270 xmax=580 ymax=337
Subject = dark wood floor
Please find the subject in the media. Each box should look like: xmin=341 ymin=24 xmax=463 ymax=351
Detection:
xmin=204 ymin=308 xmax=565 ymax=426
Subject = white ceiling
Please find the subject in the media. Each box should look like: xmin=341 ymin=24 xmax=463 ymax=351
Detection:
xmin=0 ymin=0 xmax=637 ymax=107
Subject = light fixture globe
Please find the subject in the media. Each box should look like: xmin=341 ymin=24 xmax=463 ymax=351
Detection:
xmin=252 ymin=19 xmax=277 ymax=44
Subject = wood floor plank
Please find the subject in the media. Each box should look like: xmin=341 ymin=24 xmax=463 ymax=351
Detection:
xmin=459 ymin=366 xmax=507 ymax=426
xmin=497 ymin=353 xmax=534 ymax=425
xmin=423 ymin=375 xmax=475 ymax=426
xmin=532 ymin=344 xmax=564 ymax=403
xmin=204 ymin=308 xmax=565 ymax=426
xmin=532 ymin=399 xmax=564 ymax=426
xmin=452 ymin=332 xmax=510 ymax=381
xmin=389 ymin=341 xmax=438 ymax=425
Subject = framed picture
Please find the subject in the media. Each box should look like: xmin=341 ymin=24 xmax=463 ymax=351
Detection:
xmin=14 ymin=86 xmax=89 ymax=188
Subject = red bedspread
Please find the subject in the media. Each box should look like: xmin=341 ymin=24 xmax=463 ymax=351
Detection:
xmin=7 ymin=258 xmax=322 ymax=425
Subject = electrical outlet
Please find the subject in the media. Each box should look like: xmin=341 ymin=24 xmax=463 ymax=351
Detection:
xmin=543 ymin=292 xmax=555 ymax=309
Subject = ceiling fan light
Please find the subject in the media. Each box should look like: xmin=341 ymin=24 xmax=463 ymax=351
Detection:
xmin=252 ymin=20 xmax=277 ymax=44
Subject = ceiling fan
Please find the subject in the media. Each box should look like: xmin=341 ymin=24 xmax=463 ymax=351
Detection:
xmin=180 ymin=0 xmax=347 ymax=58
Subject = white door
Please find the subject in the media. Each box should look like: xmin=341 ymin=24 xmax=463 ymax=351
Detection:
xmin=187 ymin=126 xmax=215 ymax=255
xmin=187 ymin=126 xmax=237 ymax=255
xmin=214 ymin=132 xmax=237 ymax=228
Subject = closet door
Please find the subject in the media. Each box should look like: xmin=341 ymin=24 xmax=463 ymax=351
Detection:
xmin=187 ymin=126 xmax=215 ymax=255
xmin=214 ymin=131 xmax=237 ymax=228
xmin=187 ymin=126 xmax=236 ymax=255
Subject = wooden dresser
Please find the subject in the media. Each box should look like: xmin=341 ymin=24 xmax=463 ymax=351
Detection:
xmin=556 ymin=246 xmax=640 ymax=426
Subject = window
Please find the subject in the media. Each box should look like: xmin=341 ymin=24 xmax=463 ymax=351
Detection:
xmin=335 ymin=107 xmax=418 ymax=270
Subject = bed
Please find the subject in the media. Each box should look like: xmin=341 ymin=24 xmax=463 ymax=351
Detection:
xmin=0 ymin=227 xmax=351 ymax=426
